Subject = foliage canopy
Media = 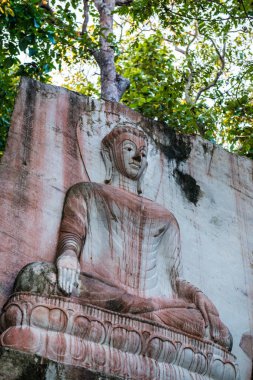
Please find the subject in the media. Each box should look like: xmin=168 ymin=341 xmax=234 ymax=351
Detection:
xmin=0 ymin=0 xmax=253 ymax=157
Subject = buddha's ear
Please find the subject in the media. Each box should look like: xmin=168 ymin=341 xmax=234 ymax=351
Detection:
xmin=101 ymin=147 xmax=113 ymax=184
xmin=137 ymin=161 xmax=148 ymax=195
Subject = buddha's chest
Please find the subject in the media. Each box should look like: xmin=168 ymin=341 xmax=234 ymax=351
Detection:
xmin=80 ymin=189 xmax=176 ymax=295
xmin=87 ymin=196 xmax=168 ymax=249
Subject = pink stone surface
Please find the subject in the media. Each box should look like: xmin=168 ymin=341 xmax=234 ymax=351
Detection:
xmin=0 ymin=80 xmax=81 ymax=305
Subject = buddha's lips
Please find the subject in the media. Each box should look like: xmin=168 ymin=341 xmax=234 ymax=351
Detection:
xmin=130 ymin=162 xmax=141 ymax=169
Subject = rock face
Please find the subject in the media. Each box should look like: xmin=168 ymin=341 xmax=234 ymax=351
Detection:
xmin=0 ymin=77 xmax=252 ymax=378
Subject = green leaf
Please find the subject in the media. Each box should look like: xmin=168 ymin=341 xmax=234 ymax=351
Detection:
xmin=5 ymin=57 xmax=15 ymax=68
xmin=48 ymin=33 xmax=56 ymax=45
xmin=34 ymin=18 xmax=40 ymax=28
xmin=19 ymin=38 xmax=29 ymax=52
xmin=43 ymin=64 xmax=50 ymax=73
xmin=28 ymin=47 xmax=37 ymax=57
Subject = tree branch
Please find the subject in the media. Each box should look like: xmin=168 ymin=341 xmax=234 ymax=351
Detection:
xmin=194 ymin=38 xmax=226 ymax=103
xmin=162 ymin=4 xmax=252 ymax=22
xmin=80 ymin=0 xmax=101 ymax=65
xmin=185 ymin=72 xmax=194 ymax=104
xmin=94 ymin=0 xmax=104 ymax=12
xmin=79 ymin=0 xmax=134 ymax=101
xmin=237 ymin=0 xmax=253 ymax=27
xmin=186 ymin=25 xmax=198 ymax=56
xmin=92 ymin=49 xmax=102 ymax=65
xmin=82 ymin=0 xmax=89 ymax=34
xmin=116 ymin=74 xmax=130 ymax=98
xmin=175 ymin=47 xmax=186 ymax=55
xmin=176 ymin=24 xmax=199 ymax=104
xmin=115 ymin=0 xmax=133 ymax=5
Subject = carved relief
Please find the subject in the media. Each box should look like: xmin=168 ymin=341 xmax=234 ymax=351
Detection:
xmin=0 ymin=293 xmax=240 ymax=380
xmin=0 ymin=125 xmax=239 ymax=379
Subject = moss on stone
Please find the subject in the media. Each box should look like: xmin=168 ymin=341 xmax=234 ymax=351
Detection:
xmin=0 ymin=348 xmax=124 ymax=380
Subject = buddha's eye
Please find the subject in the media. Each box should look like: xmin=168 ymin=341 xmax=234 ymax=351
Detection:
xmin=127 ymin=147 xmax=132 ymax=151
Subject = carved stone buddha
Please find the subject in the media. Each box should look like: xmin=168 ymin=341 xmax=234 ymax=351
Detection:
xmin=12 ymin=125 xmax=232 ymax=351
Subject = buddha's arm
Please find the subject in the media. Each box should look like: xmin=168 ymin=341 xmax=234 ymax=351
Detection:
xmin=56 ymin=185 xmax=87 ymax=295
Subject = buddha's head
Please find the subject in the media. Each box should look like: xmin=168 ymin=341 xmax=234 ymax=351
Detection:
xmin=101 ymin=126 xmax=148 ymax=194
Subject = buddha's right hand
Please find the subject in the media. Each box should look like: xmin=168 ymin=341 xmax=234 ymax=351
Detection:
xmin=56 ymin=251 xmax=80 ymax=295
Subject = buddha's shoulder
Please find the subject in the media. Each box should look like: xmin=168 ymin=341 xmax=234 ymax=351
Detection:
xmin=67 ymin=182 xmax=142 ymax=197
xmin=143 ymin=197 xmax=178 ymax=224
xmin=66 ymin=182 xmax=105 ymax=195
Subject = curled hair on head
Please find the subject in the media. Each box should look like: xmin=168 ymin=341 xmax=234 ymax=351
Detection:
xmin=101 ymin=125 xmax=148 ymax=150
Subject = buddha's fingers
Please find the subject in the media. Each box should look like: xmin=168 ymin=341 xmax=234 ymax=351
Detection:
xmin=197 ymin=298 xmax=209 ymax=328
xmin=61 ymin=267 xmax=66 ymax=292
xmin=58 ymin=267 xmax=63 ymax=290
xmin=58 ymin=266 xmax=78 ymax=294
xmin=75 ymin=270 xmax=80 ymax=286
xmin=70 ymin=269 xmax=76 ymax=293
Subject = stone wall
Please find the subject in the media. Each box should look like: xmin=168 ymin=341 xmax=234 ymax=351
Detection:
xmin=0 ymin=78 xmax=252 ymax=378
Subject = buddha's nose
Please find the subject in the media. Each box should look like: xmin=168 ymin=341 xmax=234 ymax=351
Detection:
xmin=133 ymin=151 xmax=142 ymax=162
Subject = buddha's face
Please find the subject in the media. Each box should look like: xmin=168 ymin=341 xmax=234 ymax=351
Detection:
xmin=112 ymin=133 xmax=148 ymax=180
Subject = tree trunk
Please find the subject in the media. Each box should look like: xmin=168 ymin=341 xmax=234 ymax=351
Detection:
xmin=94 ymin=0 xmax=130 ymax=102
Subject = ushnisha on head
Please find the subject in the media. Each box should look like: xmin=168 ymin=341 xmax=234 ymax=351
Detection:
xmin=101 ymin=125 xmax=148 ymax=194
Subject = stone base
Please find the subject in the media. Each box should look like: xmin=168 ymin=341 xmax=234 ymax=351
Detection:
xmin=0 ymin=293 xmax=240 ymax=380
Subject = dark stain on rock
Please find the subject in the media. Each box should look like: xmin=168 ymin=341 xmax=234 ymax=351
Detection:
xmin=90 ymin=98 xmax=96 ymax=111
xmin=105 ymin=299 xmax=125 ymax=312
xmin=67 ymin=91 xmax=83 ymax=160
xmin=140 ymin=119 xmax=192 ymax=163
xmin=173 ymin=168 xmax=201 ymax=205
xmin=18 ymin=362 xmax=45 ymax=380
xmin=13 ymin=79 xmax=37 ymax=210
xmin=202 ymin=142 xmax=209 ymax=154
xmin=0 ymin=347 xmax=44 ymax=380
xmin=22 ymin=78 xmax=37 ymax=166
xmin=159 ymin=132 xmax=192 ymax=163
xmin=140 ymin=118 xmax=203 ymax=204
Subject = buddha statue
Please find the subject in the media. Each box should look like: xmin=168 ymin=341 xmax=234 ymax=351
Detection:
xmin=14 ymin=125 xmax=232 ymax=350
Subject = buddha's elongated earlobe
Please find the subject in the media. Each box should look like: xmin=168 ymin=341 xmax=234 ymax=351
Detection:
xmin=137 ymin=161 xmax=148 ymax=194
xmin=101 ymin=148 xmax=113 ymax=184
